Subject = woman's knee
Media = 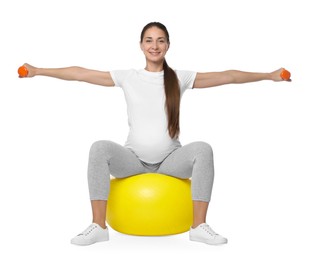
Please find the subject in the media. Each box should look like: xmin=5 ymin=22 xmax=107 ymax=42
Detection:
xmin=89 ymin=140 xmax=115 ymax=155
xmin=88 ymin=141 xmax=115 ymax=179
xmin=190 ymin=141 xmax=213 ymax=158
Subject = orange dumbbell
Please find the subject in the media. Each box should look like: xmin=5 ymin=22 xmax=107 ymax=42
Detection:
xmin=280 ymin=68 xmax=291 ymax=81
xmin=18 ymin=65 xmax=29 ymax=78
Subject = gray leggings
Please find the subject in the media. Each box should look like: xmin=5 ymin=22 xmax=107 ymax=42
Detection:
xmin=88 ymin=140 xmax=215 ymax=202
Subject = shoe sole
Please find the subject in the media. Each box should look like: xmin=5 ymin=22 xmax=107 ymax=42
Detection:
xmin=190 ymin=236 xmax=228 ymax=245
xmin=71 ymin=237 xmax=109 ymax=246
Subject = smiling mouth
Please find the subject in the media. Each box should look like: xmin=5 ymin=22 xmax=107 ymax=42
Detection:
xmin=149 ymin=52 xmax=160 ymax=56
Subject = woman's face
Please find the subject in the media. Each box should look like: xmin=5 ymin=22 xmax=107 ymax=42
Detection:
xmin=140 ymin=26 xmax=169 ymax=64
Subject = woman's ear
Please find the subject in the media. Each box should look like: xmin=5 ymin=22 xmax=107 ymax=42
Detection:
xmin=139 ymin=41 xmax=144 ymax=51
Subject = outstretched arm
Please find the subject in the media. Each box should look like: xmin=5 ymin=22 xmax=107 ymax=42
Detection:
xmin=21 ymin=63 xmax=115 ymax=87
xmin=193 ymin=68 xmax=289 ymax=89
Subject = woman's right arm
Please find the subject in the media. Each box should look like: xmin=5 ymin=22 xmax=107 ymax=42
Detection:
xmin=22 ymin=63 xmax=115 ymax=87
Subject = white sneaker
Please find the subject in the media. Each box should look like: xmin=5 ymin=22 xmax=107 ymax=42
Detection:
xmin=71 ymin=223 xmax=109 ymax=246
xmin=189 ymin=223 xmax=227 ymax=245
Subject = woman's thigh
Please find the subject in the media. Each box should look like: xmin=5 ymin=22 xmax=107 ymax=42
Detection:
xmin=158 ymin=141 xmax=213 ymax=179
xmin=88 ymin=140 xmax=147 ymax=178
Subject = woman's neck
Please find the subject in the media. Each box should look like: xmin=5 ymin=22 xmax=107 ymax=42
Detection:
xmin=145 ymin=61 xmax=164 ymax=72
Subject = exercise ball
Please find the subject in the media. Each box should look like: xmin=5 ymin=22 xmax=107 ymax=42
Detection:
xmin=106 ymin=173 xmax=193 ymax=236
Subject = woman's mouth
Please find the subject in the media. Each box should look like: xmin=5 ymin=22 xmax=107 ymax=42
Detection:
xmin=149 ymin=51 xmax=160 ymax=56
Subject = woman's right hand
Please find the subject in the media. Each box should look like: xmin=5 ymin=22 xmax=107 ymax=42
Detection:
xmin=21 ymin=63 xmax=37 ymax=77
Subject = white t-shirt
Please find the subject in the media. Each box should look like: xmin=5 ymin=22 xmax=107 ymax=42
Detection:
xmin=110 ymin=69 xmax=197 ymax=163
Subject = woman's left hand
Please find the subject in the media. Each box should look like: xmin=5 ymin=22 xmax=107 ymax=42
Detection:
xmin=270 ymin=68 xmax=291 ymax=82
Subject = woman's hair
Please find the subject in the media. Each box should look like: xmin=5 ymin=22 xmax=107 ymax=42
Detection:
xmin=140 ymin=22 xmax=181 ymax=139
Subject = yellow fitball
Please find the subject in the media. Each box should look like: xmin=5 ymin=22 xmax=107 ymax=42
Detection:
xmin=106 ymin=173 xmax=193 ymax=236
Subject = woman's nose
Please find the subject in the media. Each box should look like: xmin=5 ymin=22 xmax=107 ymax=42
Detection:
xmin=152 ymin=42 xmax=158 ymax=49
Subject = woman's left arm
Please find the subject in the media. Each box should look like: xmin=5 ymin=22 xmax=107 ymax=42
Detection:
xmin=193 ymin=68 xmax=288 ymax=89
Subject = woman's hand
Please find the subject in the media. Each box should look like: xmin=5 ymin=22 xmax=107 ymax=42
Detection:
xmin=21 ymin=63 xmax=37 ymax=78
xmin=270 ymin=68 xmax=291 ymax=82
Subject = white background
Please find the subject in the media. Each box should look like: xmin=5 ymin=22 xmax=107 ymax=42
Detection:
xmin=1 ymin=0 xmax=313 ymax=259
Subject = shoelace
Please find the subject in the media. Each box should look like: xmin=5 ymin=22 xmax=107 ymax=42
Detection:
xmin=78 ymin=224 xmax=98 ymax=237
xmin=201 ymin=224 xmax=218 ymax=237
